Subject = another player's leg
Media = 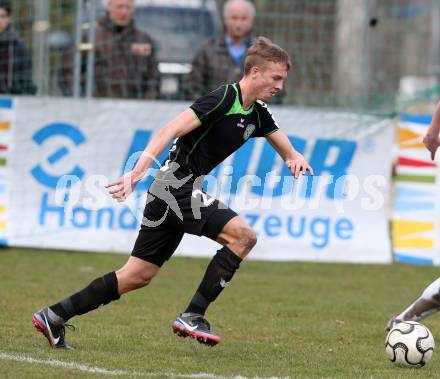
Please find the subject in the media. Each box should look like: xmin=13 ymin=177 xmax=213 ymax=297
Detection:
xmin=173 ymin=216 xmax=257 ymax=346
xmin=33 ymin=257 xmax=160 ymax=348
xmin=386 ymin=277 xmax=440 ymax=331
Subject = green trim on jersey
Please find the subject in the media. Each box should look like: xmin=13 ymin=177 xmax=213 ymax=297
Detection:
xmin=199 ymin=85 xmax=229 ymax=124
xmin=186 ymin=85 xmax=230 ymax=162
xmin=264 ymin=128 xmax=279 ymax=137
xmin=225 ymin=83 xmax=254 ymax=116
xmin=189 ymin=107 xmax=201 ymax=125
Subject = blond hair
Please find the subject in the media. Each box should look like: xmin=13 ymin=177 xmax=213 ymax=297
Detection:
xmin=244 ymin=36 xmax=291 ymax=75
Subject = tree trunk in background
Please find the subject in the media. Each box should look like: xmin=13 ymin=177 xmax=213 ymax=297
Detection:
xmin=334 ymin=0 xmax=372 ymax=108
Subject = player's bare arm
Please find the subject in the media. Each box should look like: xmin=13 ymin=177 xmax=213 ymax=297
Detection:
xmin=106 ymin=109 xmax=201 ymax=201
xmin=423 ymin=101 xmax=440 ymax=160
xmin=267 ymin=129 xmax=314 ymax=178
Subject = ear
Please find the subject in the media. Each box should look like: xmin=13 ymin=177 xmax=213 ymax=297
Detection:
xmin=250 ymin=65 xmax=260 ymax=78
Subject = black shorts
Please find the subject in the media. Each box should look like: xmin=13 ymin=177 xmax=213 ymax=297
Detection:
xmin=131 ymin=165 xmax=237 ymax=267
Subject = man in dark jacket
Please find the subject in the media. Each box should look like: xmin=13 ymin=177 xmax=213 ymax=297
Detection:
xmin=0 ymin=0 xmax=36 ymax=95
xmin=186 ymin=0 xmax=255 ymax=100
xmin=59 ymin=0 xmax=158 ymax=99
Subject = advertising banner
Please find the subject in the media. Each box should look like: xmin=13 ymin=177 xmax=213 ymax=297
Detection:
xmin=392 ymin=114 xmax=439 ymax=265
xmin=8 ymin=97 xmax=393 ymax=263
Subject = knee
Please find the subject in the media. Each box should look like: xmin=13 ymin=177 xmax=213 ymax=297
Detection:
xmin=132 ymin=273 xmax=153 ymax=288
xmin=239 ymin=227 xmax=257 ymax=251
xmin=126 ymin=274 xmax=152 ymax=292
xmin=117 ymin=270 xmax=154 ymax=293
xmin=116 ymin=257 xmax=160 ymax=294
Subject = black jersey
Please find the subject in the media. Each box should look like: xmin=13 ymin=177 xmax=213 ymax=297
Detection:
xmin=167 ymin=83 xmax=279 ymax=178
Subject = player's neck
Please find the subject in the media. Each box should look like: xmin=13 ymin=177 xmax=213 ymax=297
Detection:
xmin=238 ymin=79 xmax=256 ymax=110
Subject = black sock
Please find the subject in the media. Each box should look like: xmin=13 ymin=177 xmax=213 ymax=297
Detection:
xmin=49 ymin=271 xmax=120 ymax=322
xmin=185 ymin=247 xmax=242 ymax=316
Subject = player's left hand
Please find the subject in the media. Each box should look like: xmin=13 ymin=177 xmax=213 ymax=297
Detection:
xmin=286 ymin=153 xmax=314 ymax=178
xmin=423 ymin=132 xmax=440 ymax=161
xmin=106 ymin=171 xmax=143 ymax=202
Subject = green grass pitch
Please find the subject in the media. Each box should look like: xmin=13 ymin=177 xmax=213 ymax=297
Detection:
xmin=1 ymin=248 xmax=440 ymax=378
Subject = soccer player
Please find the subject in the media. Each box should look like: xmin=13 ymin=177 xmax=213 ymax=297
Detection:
xmin=386 ymin=101 xmax=440 ymax=331
xmin=33 ymin=36 xmax=313 ymax=349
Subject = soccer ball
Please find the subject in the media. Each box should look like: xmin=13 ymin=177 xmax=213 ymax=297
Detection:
xmin=385 ymin=321 xmax=435 ymax=368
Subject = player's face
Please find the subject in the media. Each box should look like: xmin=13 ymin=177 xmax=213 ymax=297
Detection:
xmin=0 ymin=8 xmax=10 ymax=33
xmin=224 ymin=3 xmax=254 ymax=40
xmin=252 ymin=62 xmax=288 ymax=101
xmin=107 ymin=0 xmax=135 ymax=26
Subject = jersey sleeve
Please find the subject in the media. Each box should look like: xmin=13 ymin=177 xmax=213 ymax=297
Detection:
xmin=252 ymin=100 xmax=280 ymax=137
xmin=189 ymin=85 xmax=230 ymax=126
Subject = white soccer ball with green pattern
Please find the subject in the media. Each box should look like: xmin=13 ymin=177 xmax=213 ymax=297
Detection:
xmin=385 ymin=321 xmax=435 ymax=368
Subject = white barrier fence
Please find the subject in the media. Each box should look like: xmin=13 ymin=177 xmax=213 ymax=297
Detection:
xmin=2 ymin=97 xmax=393 ymax=263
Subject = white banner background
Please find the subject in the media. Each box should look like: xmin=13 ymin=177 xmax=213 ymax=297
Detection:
xmin=8 ymin=97 xmax=393 ymax=263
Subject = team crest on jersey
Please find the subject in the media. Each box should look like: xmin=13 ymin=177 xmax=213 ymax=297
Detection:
xmin=243 ymin=124 xmax=255 ymax=140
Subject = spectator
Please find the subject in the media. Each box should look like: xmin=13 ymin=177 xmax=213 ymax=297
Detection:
xmin=0 ymin=0 xmax=36 ymax=95
xmin=187 ymin=0 xmax=255 ymax=99
xmin=59 ymin=0 xmax=157 ymax=99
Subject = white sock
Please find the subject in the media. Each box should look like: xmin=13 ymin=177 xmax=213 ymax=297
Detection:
xmin=398 ymin=277 xmax=440 ymax=321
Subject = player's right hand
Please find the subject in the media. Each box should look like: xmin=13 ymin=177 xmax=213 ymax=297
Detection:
xmin=423 ymin=133 xmax=440 ymax=161
xmin=106 ymin=171 xmax=143 ymax=202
